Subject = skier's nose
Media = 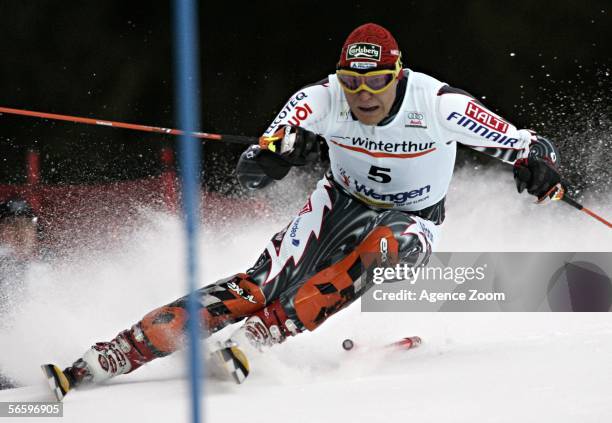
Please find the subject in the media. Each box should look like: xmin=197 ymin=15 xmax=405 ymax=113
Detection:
xmin=357 ymin=90 xmax=374 ymax=101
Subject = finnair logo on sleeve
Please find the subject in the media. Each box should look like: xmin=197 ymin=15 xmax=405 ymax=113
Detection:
xmin=446 ymin=110 xmax=518 ymax=147
xmin=465 ymin=102 xmax=509 ymax=133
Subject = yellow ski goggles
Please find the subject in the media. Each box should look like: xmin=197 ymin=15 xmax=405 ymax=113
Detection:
xmin=336 ymin=59 xmax=402 ymax=94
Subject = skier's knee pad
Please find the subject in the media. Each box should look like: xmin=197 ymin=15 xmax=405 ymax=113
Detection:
xmin=139 ymin=305 xmax=189 ymax=354
xmin=373 ymin=211 xmax=431 ymax=267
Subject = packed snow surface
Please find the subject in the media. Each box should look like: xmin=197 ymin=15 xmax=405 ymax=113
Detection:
xmin=1 ymin=168 xmax=611 ymax=422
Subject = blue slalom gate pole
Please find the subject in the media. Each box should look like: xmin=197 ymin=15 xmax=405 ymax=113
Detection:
xmin=172 ymin=1 xmax=203 ymax=422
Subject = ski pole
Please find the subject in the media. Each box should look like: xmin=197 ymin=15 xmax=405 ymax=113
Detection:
xmin=0 ymin=106 xmax=258 ymax=145
xmin=4 ymin=105 xmax=611 ymax=229
xmin=542 ymin=183 xmax=611 ymax=229
xmin=560 ymin=194 xmax=611 ymax=229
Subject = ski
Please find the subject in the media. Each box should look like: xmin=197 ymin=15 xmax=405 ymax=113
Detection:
xmin=342 ymin=336 xmax=422 ymax=352
xmin=41 ymin=364 xmax=72 ymax=402
xmin=386 ymin=336 xmax=422 ymax=350
xmin=40 ymin=342 xmax=250 ymax=402
xmin=207 ymin=341 xmax=250 ymax=384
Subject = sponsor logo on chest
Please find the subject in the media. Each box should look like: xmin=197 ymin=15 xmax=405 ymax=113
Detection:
xmin=352 ymin=137 xmax=434 ymax=154
xmin=405 ymin=111 xmax=427 ymax=128
xmin=353 ymin=180 xmax=431 ymax=207
xmin=337 ymin=103 xmax=353 ymax=122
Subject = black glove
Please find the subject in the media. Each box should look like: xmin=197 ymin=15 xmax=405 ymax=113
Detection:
xmin=235 ymin=145 xmax=275 ymax=190
xmin=513 ymin=157 xmax=562 ymax=199
xmin=255 ymin=126 xmax=324 ymax=180
xmin=264 ymin=125 xmax=322 ymax=165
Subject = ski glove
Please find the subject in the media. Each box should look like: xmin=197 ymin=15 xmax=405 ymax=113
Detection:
xmin=254 ymin=126 xmax=323 ymax=180
xmin=513 ymin=157 xmax=562 ymax=200
xmin=235 ymin=145 xmax=275 ymax=190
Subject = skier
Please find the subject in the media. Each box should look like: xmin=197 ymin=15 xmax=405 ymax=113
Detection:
xmin=46 ymin=23 xmax=562 ymax=394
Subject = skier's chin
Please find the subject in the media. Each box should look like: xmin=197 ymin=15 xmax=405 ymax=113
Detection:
xmin=356 ymin=106 xmax=383 ymax=125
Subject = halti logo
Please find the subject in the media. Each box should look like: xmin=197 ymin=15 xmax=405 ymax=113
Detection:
xmin=465 ymin=102 xmax=508 ymax=133
xmin=346 ymin=43 xmax=381 ymax=61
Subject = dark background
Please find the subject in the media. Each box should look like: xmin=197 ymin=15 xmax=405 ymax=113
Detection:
xmin=1 ymin=1 xmax=610 ymax=194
